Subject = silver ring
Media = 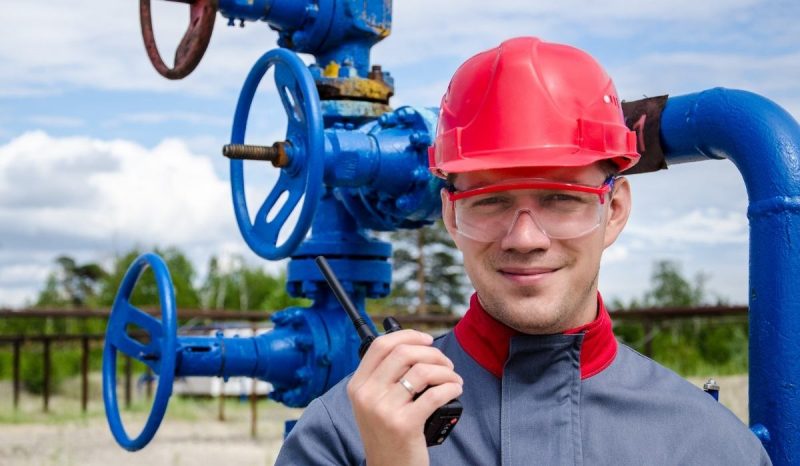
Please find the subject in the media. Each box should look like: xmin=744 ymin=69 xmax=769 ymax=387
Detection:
xmin=398 ymin=377 xmax=417 ymax=396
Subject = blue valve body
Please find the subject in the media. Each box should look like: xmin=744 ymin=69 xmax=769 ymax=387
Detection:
xmin=218 ymin=0 xmax=392 ymax=77
xmin=177 ymin=99 xmax=443 ymax=407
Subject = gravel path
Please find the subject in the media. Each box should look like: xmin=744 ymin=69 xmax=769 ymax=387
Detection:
xmin=0 ymin=403 xmax=303 ymax=466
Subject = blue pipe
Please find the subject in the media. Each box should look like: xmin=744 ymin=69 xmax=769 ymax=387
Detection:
xmin=660 ymin=88 xmax=800 ymax=464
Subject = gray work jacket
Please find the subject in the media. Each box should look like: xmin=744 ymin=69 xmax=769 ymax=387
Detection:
xmin=276 ymin=296 xmax=771 ymax=465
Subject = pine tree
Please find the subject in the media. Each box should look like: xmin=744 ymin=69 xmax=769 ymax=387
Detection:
xmin=386 ymin=221 xmax=467 ymax=315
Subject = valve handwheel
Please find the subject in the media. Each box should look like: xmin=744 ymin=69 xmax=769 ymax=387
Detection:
xmin=230 ymin=48 xmax=324 ymax=260
xmin=103 ymin=253 xmax=177 ymax=451
xmin=140 ymin=0 xmax=217 ymax=79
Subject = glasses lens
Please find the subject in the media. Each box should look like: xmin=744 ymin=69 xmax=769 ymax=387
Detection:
xmin=454 ymin=188 xmax=603 ymax=241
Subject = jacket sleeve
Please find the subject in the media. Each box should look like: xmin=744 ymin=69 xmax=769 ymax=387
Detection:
xmin=275 ymin=397 xmax=365 ymax=466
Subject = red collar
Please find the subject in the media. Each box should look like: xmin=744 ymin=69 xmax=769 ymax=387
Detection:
xmin=453 ymin=292 xmax=617 ymax=380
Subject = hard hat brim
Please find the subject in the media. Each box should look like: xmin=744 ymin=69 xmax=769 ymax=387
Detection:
xmin=430 ymin=146 xmax=639 ymax=178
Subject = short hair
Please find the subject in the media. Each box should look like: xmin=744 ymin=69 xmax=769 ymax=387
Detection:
xmin=599 ymin=159 xmax=621 ymax=177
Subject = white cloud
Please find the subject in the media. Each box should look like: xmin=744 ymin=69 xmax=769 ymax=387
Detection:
xmin=392 ymin=79 xmax=452 ymax=108
xmin=379 ymin=0 xmax=765 ymax=67
xmin=602 ymin=243 xmax=629 ymax=264
xmin=0 ymin=1 xmax=278 ymax=96
xmin=1 ymin=0 xmax=791 ymax=98
xmin=107 ymin=112 xmax=229 ymax=127
xmin=0 ymin=131 xmax=257 ymax=306
xmin=27 ymin=116 xmax=86 ymax=128
xmin=627 ymin=208 xmax=748 ymax=245
xmin=612 ymin=51 xmax=800 ymax=118
xmin=0 ymin=263 xmax=50 ymax=287
xmin=599 ymin=159 xmax=753 ymax=304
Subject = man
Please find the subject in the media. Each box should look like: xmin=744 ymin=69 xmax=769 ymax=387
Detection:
xmin=276 ymin=37 xmax=770 ymax=465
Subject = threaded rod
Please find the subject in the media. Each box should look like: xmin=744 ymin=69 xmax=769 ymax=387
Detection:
xmin=222 ymin=142 xmax=289 ymax=167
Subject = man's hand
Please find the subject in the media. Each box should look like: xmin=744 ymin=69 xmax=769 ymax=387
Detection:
xmin=346 ymin=330 xmax=464 ymax=466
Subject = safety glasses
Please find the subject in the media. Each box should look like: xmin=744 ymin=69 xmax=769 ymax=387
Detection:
xmin=446 ymin=176 xmax=616 ymax=242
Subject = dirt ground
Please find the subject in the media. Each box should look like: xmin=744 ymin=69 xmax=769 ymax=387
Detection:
xmin=0 ymin=375 xmax=303 ymax=466
xmin=0 ymin=374 xmax=748 ymax=466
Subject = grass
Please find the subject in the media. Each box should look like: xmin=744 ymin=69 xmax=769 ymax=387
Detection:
xmin=0 ymin=371 xmax=298 ymax=426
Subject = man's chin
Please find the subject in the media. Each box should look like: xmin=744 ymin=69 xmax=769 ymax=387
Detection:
xmin=486 ymin=294 xmax=564 ymax=333
xmin=505 ymin=314 xmax=565 ymax=335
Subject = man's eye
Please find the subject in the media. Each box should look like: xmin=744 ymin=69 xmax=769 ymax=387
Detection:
xmin=472 ymin=196 xmax=509 ymax=207
xmin=541 ymin=193 xmax=590 ymax=206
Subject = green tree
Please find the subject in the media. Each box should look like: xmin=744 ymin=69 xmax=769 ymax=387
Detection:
xmin=26 ymin=255 xmax=107 ymax=338
xmin=199 ymin=254 xmax=308 ymax=311
xmin=34 ymin=256 xmax=107 ymax=308
xmin=641 ymin=260 xmax=710 ymax=308
xmin=612 ymin=260 xmax=747 ymax=376
xmin=98 ymin=246 xmax=200 ymax=309
xmin=383 ymin=221 xmax=467 ymax=315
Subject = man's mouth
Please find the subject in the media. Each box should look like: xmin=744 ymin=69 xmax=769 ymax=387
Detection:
xmin=497 ymin=267 xmax=559 ymax=283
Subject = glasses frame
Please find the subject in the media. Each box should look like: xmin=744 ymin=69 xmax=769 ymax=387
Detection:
xmin=445 ymin=175 xmax=618 ymax=241
xmin=446 ymin=175 xmax=616 ymax=203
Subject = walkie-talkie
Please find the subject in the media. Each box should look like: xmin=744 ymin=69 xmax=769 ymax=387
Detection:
xmin=315 ymin=256 xmax=463 ymax=447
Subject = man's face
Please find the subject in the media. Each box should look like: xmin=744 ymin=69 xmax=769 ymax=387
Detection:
xmin=441 ymin=163 xmax=631 ymax=334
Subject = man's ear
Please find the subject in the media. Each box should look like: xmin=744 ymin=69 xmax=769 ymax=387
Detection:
xmin=603 ymin=176 xmax=632 ymax=249
xmin=441 ymin=188 xmax=459 ymax=242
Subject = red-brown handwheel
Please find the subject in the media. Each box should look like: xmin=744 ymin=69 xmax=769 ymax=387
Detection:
xmin=140 ymin=0 xmax=217 ymax=80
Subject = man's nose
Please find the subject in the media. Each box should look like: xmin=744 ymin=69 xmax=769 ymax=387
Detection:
xmin=499 ymin=210 xmax=551 ymax=252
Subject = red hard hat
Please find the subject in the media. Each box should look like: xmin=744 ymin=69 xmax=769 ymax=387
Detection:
xmin=428 ymin=37 xmax=639 ymax=178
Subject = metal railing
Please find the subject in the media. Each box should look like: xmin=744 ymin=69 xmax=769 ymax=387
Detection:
xmin=0 ymin=305 xmax=749 ymax=432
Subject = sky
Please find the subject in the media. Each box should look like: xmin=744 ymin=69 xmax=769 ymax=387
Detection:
xmin=0 ymin=0 xmax=798 ymax=309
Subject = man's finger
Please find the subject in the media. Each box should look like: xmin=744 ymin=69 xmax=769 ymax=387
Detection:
xmin=348 ymin=329 xmax=433 ymax=389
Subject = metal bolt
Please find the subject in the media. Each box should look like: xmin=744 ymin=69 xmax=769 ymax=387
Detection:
xmin=413 ymin=167 xmax=430 ymax=181
xmin=703 ymin=377 xmax=720 ymax=401
xmin=395 ymin=194 xmax=412 ymax=212
xmin=295 ymin=335 xmax=313 ymax=351
xmin=317 ymin=355 xmax=331 ymax=366
xmin=378 ymin=112 xmax=397 ymax=127
xmin=368 ymin=282 xmax=389 ymax=298
xmin=296 ymin=367 xmax=313 ymax=381
xmin=287 ymin=308 xmax=304 ymax=325
xmin=283 ymin=388 xmax=302 ymax=405
xmin=409 ymin=132 xmax=431 ymax=147
xmin=301 ymin=281 xmax=318 ymax=295
xmin=396 ymin=107 xmax=415 ymax=124
xmin=293 ymin=31 xmax=307 ymax=46
xmin=703 ymin=378 xmax=720 ymax=391
xmin=369 ymin=65 xmax=384 ymax=82
xmin=287 ymin=282 xmax=302 ymax=297
xmin=222 ymin=142 xmax=289 ymax=167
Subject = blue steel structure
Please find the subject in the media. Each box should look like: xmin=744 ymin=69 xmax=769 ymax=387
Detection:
xmin=105 ymin=0 xmax=443 ymax=451
xmin=102 ymin=0 xmax=800 ymax=462
xmin=660 ymin=89 xmax=800 ymax=463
